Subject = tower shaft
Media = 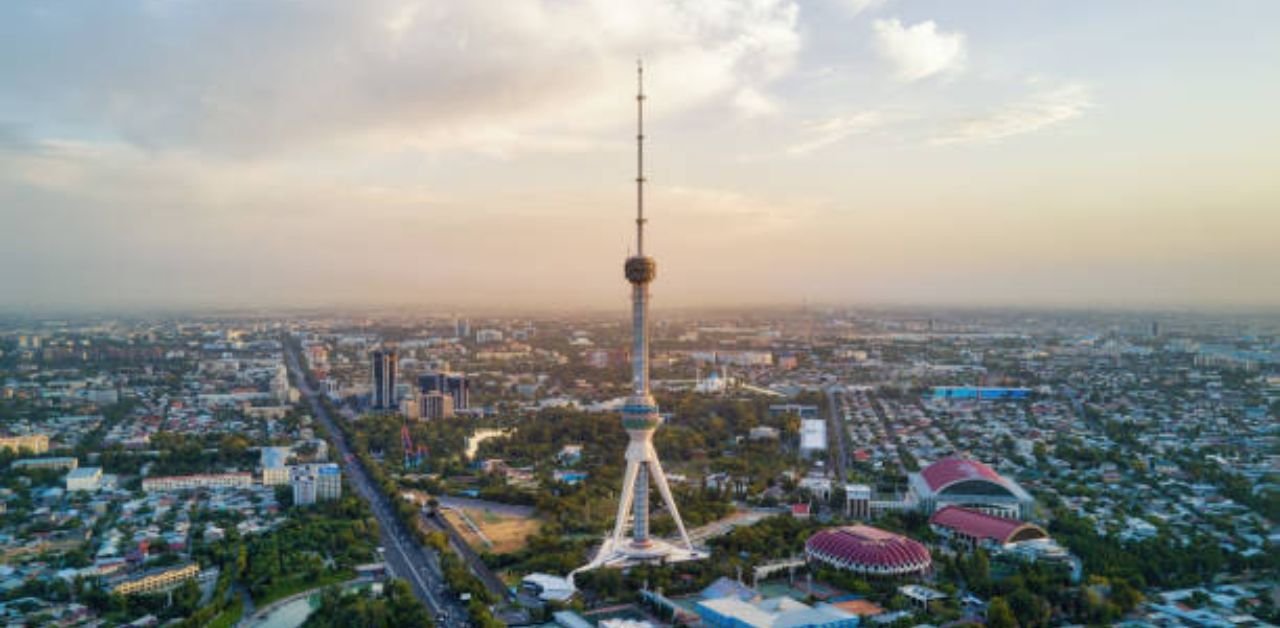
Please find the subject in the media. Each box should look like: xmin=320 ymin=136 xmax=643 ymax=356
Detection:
xmin=631 ymin=282 xmax=650 ymax=396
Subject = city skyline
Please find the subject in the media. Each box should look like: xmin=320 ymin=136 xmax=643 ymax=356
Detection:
xmin=3 ymin=1 xmax=1279 ymax=311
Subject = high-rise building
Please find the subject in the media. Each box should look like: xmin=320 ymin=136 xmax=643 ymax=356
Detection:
xmin=475 ymin=329 xmax=503 ymax=344
xmin=315 ymin=463 xmax=342 ymax=500
xmin=579 ymin=63 xmax=705 ymax=573
xmin=448 ymin=374 xmax=469 ymax=410
xmin=371 ymin=349 xmax=397 ymax=410
xmin=398 ymin=395 xmax=420 ymax=421
xmin=421 ymin=390 xmax=455 ymax=420
xmin=418 ymin=372 xmax=469 ymax=410
xmin=292 ymin=477 xmax=316 ymax=506
xmin=455 ymin=317 xmax=470 ymax=340
xmin=290 ymin=463 xmax=341 ymax=504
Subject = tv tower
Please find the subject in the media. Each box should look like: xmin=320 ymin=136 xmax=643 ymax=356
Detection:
xmin=580 ymin=62 xmax=706 ymax=571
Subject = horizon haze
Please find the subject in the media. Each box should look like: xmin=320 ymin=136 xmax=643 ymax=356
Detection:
xmin=2 ymin=1 xmax=1278 ymax=312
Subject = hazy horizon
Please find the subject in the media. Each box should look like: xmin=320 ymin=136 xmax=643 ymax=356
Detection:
xmin=3 ymin=1 xmax=1278 ymax=312
xmin=4 ymin=299 xmax=1279 ymax=322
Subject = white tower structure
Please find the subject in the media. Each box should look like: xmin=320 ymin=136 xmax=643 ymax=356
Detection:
xmin=580 ymin=62 xmax=707 ymax=571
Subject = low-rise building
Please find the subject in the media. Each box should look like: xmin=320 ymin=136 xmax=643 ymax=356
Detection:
xmin=260 ymin=446 xmax=291 ymax=486
xmin=142 ymin=473 xmax=253 ymax=492
xmin=262 ymin=466 xmax=290 ymax=486
xmin=696 ymin=596 xmax=858 ymax=628
xmin=12 ymin=457 xmax=79 ymax=472
xmin=111 ymin=563 xmax=200 ymax=596
xmin=800 ymin=419 xmax=827 ymax=457
xmin=65 ymin=467 xmax=103 ymax=492
xmin=0 ymin=435 xmax=49 ymax=454
xmin=929 ymin=506 xmax=1048 ymax=549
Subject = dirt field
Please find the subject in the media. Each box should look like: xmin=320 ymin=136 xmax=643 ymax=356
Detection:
xmin=442 ymin=506 xmax=542 ymax=555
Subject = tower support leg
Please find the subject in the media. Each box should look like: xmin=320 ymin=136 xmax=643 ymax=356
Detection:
xmin=633 ymin=466 xmax=650 ymax=545
xmin=646 ymin=452 xmax=693 ymax=550
xmin=612 ymin=460 xmax=640 ymax=547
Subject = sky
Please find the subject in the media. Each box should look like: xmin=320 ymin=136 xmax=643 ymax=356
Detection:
xmin=1 ymin=0 xmax=1278 ymax=312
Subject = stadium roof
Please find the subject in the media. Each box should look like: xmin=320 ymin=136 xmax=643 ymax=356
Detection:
xmin=920 ymin=457 xmax=1007 ymax=493
xmin=929 ymin=506 xmax=1047 ymax=545
xmin=805 ymin=525 xmax=931 ymax=573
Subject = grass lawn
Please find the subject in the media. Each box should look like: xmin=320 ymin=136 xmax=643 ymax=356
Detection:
xmin=207 ymin=598 xmax=244 ymax=628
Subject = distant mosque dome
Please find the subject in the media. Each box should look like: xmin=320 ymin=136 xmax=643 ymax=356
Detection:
xmin=695 ymin=367 xmax=734 ymax=394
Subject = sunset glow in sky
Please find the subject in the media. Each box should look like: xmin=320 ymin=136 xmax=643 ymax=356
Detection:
xmin=2 ymin=1 xmax=1277 ymax=311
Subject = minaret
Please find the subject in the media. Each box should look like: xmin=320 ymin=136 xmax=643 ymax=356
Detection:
xmin=608 ymin=61 xmax=694 ymax=557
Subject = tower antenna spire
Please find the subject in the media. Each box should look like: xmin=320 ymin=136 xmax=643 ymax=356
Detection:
xmin=636 ymin=59 xmax=646 ymax=256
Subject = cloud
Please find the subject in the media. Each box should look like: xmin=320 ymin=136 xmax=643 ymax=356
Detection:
xmin=786 ymin=111 xmax=888 ymax=155
xmin=0 ymin=0 xmax=801 ymax=157
xmin=732 ymin=86 xmax=780 ymax=118
xmin=871 ymin=18 xmax=965 ymax=82
xmin=842 ymin=0 xmax=891 ymax=16
xmin=933 ymin=83 xmax=1094 ymax=145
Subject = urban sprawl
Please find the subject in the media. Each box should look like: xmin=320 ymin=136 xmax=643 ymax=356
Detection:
xmin=0 ymin=310 xmax=1276 ymax=627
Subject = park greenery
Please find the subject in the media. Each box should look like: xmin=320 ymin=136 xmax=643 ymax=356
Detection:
xmin=305 ymin=389 xmax=503 ymax=627
xmin=164 ymin=493 xmax=381 ymax=625
xmin=301 ymin=579 xmax=434 ymax=628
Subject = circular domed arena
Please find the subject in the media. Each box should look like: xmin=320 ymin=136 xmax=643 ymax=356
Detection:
xmin=805 ymin=525 xmax=932 ymax=577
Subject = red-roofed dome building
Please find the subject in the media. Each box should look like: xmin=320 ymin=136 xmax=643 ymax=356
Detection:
xmin=805 ymin=525 xmax=932 ymax=577
xmin=908 ymin=457 xmax=1034 ymax=519
xmin=929 ymin=506 xmax=1048 ymax=549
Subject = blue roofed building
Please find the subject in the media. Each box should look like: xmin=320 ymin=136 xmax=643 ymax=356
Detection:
xmin=701 ymin=577 xmax=760 ymax=603
xmin=695 ymin=596 xmax=859 ymax=628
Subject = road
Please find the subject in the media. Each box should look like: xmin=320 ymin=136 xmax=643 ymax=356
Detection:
xmin=283 ymin=343 xmax=470 ymax=627
xmin=421 ymin=511 xmax=514 ymax=607
xmin=825 ymin=387 xmax=849 ymax=483
xmin=687 ymin=506 xmax=784 ymax=544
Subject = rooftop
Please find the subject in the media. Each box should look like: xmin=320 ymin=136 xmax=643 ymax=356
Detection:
xmin=806 ymin=525 xmax=931 ymax=570
xmin=920 ymin=457 xmax=1007 ymax=493
xmin=929 ymin=506 xmax=1047 ymax=545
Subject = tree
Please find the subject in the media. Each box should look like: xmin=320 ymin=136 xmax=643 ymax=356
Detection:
xmin=1111 ymin=579 xmax=1143 ymax=614
xmin=170 ymin=578 xmax=201 ymax=618
xmin=987 ymin=596 xmax=1018 ymax=628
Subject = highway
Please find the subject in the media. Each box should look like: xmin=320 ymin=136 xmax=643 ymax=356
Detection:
xmin=283 ymin=343 xmax=470 ymax=627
